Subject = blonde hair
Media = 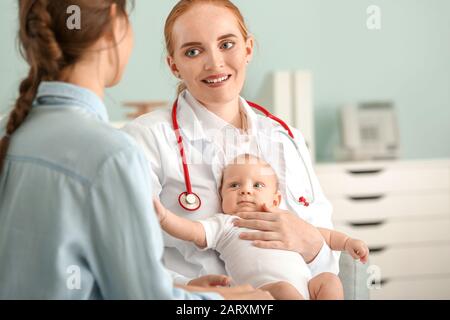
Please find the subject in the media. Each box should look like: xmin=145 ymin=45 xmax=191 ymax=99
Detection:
xmin=164 ymin=0 xmax=250 ymax=95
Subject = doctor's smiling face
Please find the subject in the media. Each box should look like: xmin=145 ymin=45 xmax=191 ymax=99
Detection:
xmin=165 ymin=1 xmax=253 ymax=108
xmin=220 ymin=155 xmax=281 ymax=214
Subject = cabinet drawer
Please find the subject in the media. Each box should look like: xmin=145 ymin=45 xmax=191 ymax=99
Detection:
xmin=368 ymin=243 xmax=450 ymax=278
xmin=317 ymin=166 xmax=449 ymax=196
xmin=370 ymin=276 xmax=450 ymax=299
xmin=330 ymin=193 xmax=450 ymax=222
xmin=334 ymin=218 xmax=450 ymax=247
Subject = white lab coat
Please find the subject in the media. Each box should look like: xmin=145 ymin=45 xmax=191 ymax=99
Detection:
xmin=121 ymin=90 xmax=340 ymax=285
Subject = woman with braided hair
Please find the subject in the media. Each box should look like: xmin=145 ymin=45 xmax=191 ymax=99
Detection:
xmin=0 ymin=0 xmax=271 ymax=300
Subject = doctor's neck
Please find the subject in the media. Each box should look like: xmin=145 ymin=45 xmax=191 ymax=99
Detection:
xmin=200 ymin=96 xmax=244 ymax=130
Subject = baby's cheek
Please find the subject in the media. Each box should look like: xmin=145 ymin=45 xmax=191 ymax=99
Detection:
xmin=221 ymin=200 xmax=235 ymax=214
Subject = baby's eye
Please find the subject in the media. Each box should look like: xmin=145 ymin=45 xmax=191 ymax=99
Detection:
xmin=185 ymin=48 xmax=201 ymax=57
xmin=254 ymin=182 xmax=265 ymax=189
xmin=229 ymin=182 xmax=240 ymax=188
xmin=220 ymin=41 xmax=235 ymax=50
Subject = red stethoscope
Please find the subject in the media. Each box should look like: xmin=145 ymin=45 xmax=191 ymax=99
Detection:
xmin=172 ymin=99 xmax=313 ymax=211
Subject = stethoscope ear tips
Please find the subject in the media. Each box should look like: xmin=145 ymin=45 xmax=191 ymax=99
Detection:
xmin=298 ymin=196 xmax=310 ymax=207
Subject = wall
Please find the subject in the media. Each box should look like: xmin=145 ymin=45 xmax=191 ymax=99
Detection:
xmin=1 ymin=0 xmax=449 ymax=162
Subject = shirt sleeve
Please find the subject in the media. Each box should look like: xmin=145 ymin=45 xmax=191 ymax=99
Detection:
xmin=121 ymin=121 xmax=163 ymax=197
xmin=198 ymin=214 xmax=230 ymax=250
xmin=121 ymin=122 xmax=192 ymax=285
xmin=85 ymin=145 xmax=221 ymax=299
xmin=167 ymin=270 xmax=193 ymax=286
xmin=307 ymin=241 xmax=341 ymax=276
xmin=291 ymin=127 xmax=341 ymax=276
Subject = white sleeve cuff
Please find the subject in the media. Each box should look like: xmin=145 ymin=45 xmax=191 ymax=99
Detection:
xmin=307 ymin=241 xmax=340 ymax=277
xmin=198 ymin=220 xmax=214 ymax=250
xmin=195 ymin=292 xmax=225 ymax=300
xmin=169 ymin=270 xmax=192 ymax=286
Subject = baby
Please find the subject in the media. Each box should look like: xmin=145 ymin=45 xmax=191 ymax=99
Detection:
xmin=154 ymin=154 xmax=368 ymax=300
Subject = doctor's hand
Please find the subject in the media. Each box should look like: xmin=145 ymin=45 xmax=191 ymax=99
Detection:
xmin=188 ymin=274 xmax=232 ymax=287
xmin=233 ymin=203 xmax=324 ymax=263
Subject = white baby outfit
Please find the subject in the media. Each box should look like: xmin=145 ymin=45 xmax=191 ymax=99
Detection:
xmin=200 ymin=213 xmax=312 ymax=299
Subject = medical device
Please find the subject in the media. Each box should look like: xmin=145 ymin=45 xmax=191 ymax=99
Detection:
xmin=339 ymin=102 xmax=399 ymax=161
xmin=172 ymin=99 xmax=315 ymax=211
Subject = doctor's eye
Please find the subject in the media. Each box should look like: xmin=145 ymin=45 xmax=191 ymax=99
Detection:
xmin=185 ymin=48 xmax=201 ymax=57
xmin=220 ymin=41 xmax=235 ymax=50
xmin=254 ymin=182 xmax=265 ymax=189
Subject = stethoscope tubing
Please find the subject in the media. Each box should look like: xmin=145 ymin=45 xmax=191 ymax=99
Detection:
xmin=171 ymin=99 xmax=315 ymax=211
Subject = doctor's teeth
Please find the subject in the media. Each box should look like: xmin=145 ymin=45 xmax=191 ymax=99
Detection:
xmin=205 ymin=75 xmax=229 ymax=83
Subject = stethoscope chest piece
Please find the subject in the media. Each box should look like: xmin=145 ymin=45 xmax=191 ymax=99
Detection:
xmin=178 ymin=192 xmax=202 ymax=211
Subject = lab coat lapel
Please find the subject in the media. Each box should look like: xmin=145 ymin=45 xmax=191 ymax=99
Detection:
xmin=175 ymin=94 xmax=224 ymax=211
xmin=176 ymin=95 xmax=208 ymax=142
xmin=280 ymin=130 xmax=312 ymax=217
xmin=253 ymin=115 xmax=310 ymax=216
xmin=254 ymin=117 xmax=289 ymax=209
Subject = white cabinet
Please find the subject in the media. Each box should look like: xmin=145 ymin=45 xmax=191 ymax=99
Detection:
xmin=316 ymin=159 xmax=450 ymax=299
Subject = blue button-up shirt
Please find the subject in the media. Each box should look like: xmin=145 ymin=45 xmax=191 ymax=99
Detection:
xmin=0 ymin=81 xmax=220 ymax=300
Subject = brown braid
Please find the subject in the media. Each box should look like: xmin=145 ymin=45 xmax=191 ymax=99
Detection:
xmin=0 ymin=0 xmax=131 ymax=174
xmin=0 ymin=0 xmax=62 ymax=173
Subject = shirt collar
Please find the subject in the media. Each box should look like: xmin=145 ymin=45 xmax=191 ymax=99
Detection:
xmin=177 ymin=90 xmax=259 ymax=141
xmin=185 ymin=90 xmax=230 ymax=134
xmin=34 ymin=81 xmax=109 ymax=122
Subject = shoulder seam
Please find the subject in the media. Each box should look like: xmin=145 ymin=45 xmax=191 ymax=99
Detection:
xmin=6 ymin=155 xmax=92 ymax=187
xmin=89 ymin=144 xmax=141 ymax=189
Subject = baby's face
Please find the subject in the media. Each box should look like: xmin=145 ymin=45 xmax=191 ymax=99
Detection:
xmin=221 ymin=162 xmax=281 ymax=214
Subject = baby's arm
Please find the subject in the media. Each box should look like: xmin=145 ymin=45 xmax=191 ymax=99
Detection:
xmin=153 ymin=199 xmax=207 ymax=248
xmin=317 ymin=228 xmax=349 ymax=251
xmin=318 ymin=228 xmax=369 ymax=263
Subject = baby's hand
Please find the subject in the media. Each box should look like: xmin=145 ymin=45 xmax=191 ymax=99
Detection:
xmin=153 ymin=197 xmax=168 ymax=224
xmin=344 ymin=238 xmax=369 ymax=264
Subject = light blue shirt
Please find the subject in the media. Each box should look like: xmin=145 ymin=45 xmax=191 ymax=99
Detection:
xmin=0 ymin=81 xmax=221 ymax=300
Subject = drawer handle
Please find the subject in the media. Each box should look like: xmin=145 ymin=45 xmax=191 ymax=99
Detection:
xmin=368 ymin=246 xmax=387 ymax=254
xmin=349 ymin=220 xmax=385 ymax=227
xmin=370 ymin=278 xmax=390 ymax=287
xmin=347 ymin=195 xmax=385 ymax=201
xmin=346 ymin=169 xmax=383 ymax=175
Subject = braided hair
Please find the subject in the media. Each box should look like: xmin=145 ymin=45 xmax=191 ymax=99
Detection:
xmin=0 ymin=0 xmax=130 ymax=173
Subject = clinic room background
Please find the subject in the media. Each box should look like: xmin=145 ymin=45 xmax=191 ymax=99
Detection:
xmin=1 ymin=0 xmax=450 ymax=299
xmin=1 ymin=0 xmax=449 ymax=162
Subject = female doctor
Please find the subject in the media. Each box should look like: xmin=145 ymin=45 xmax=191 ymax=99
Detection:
xmin=0 ymin=0 xmax=270 ymax=300
xmin=123 ymin=0 xmax=340 ymax=292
